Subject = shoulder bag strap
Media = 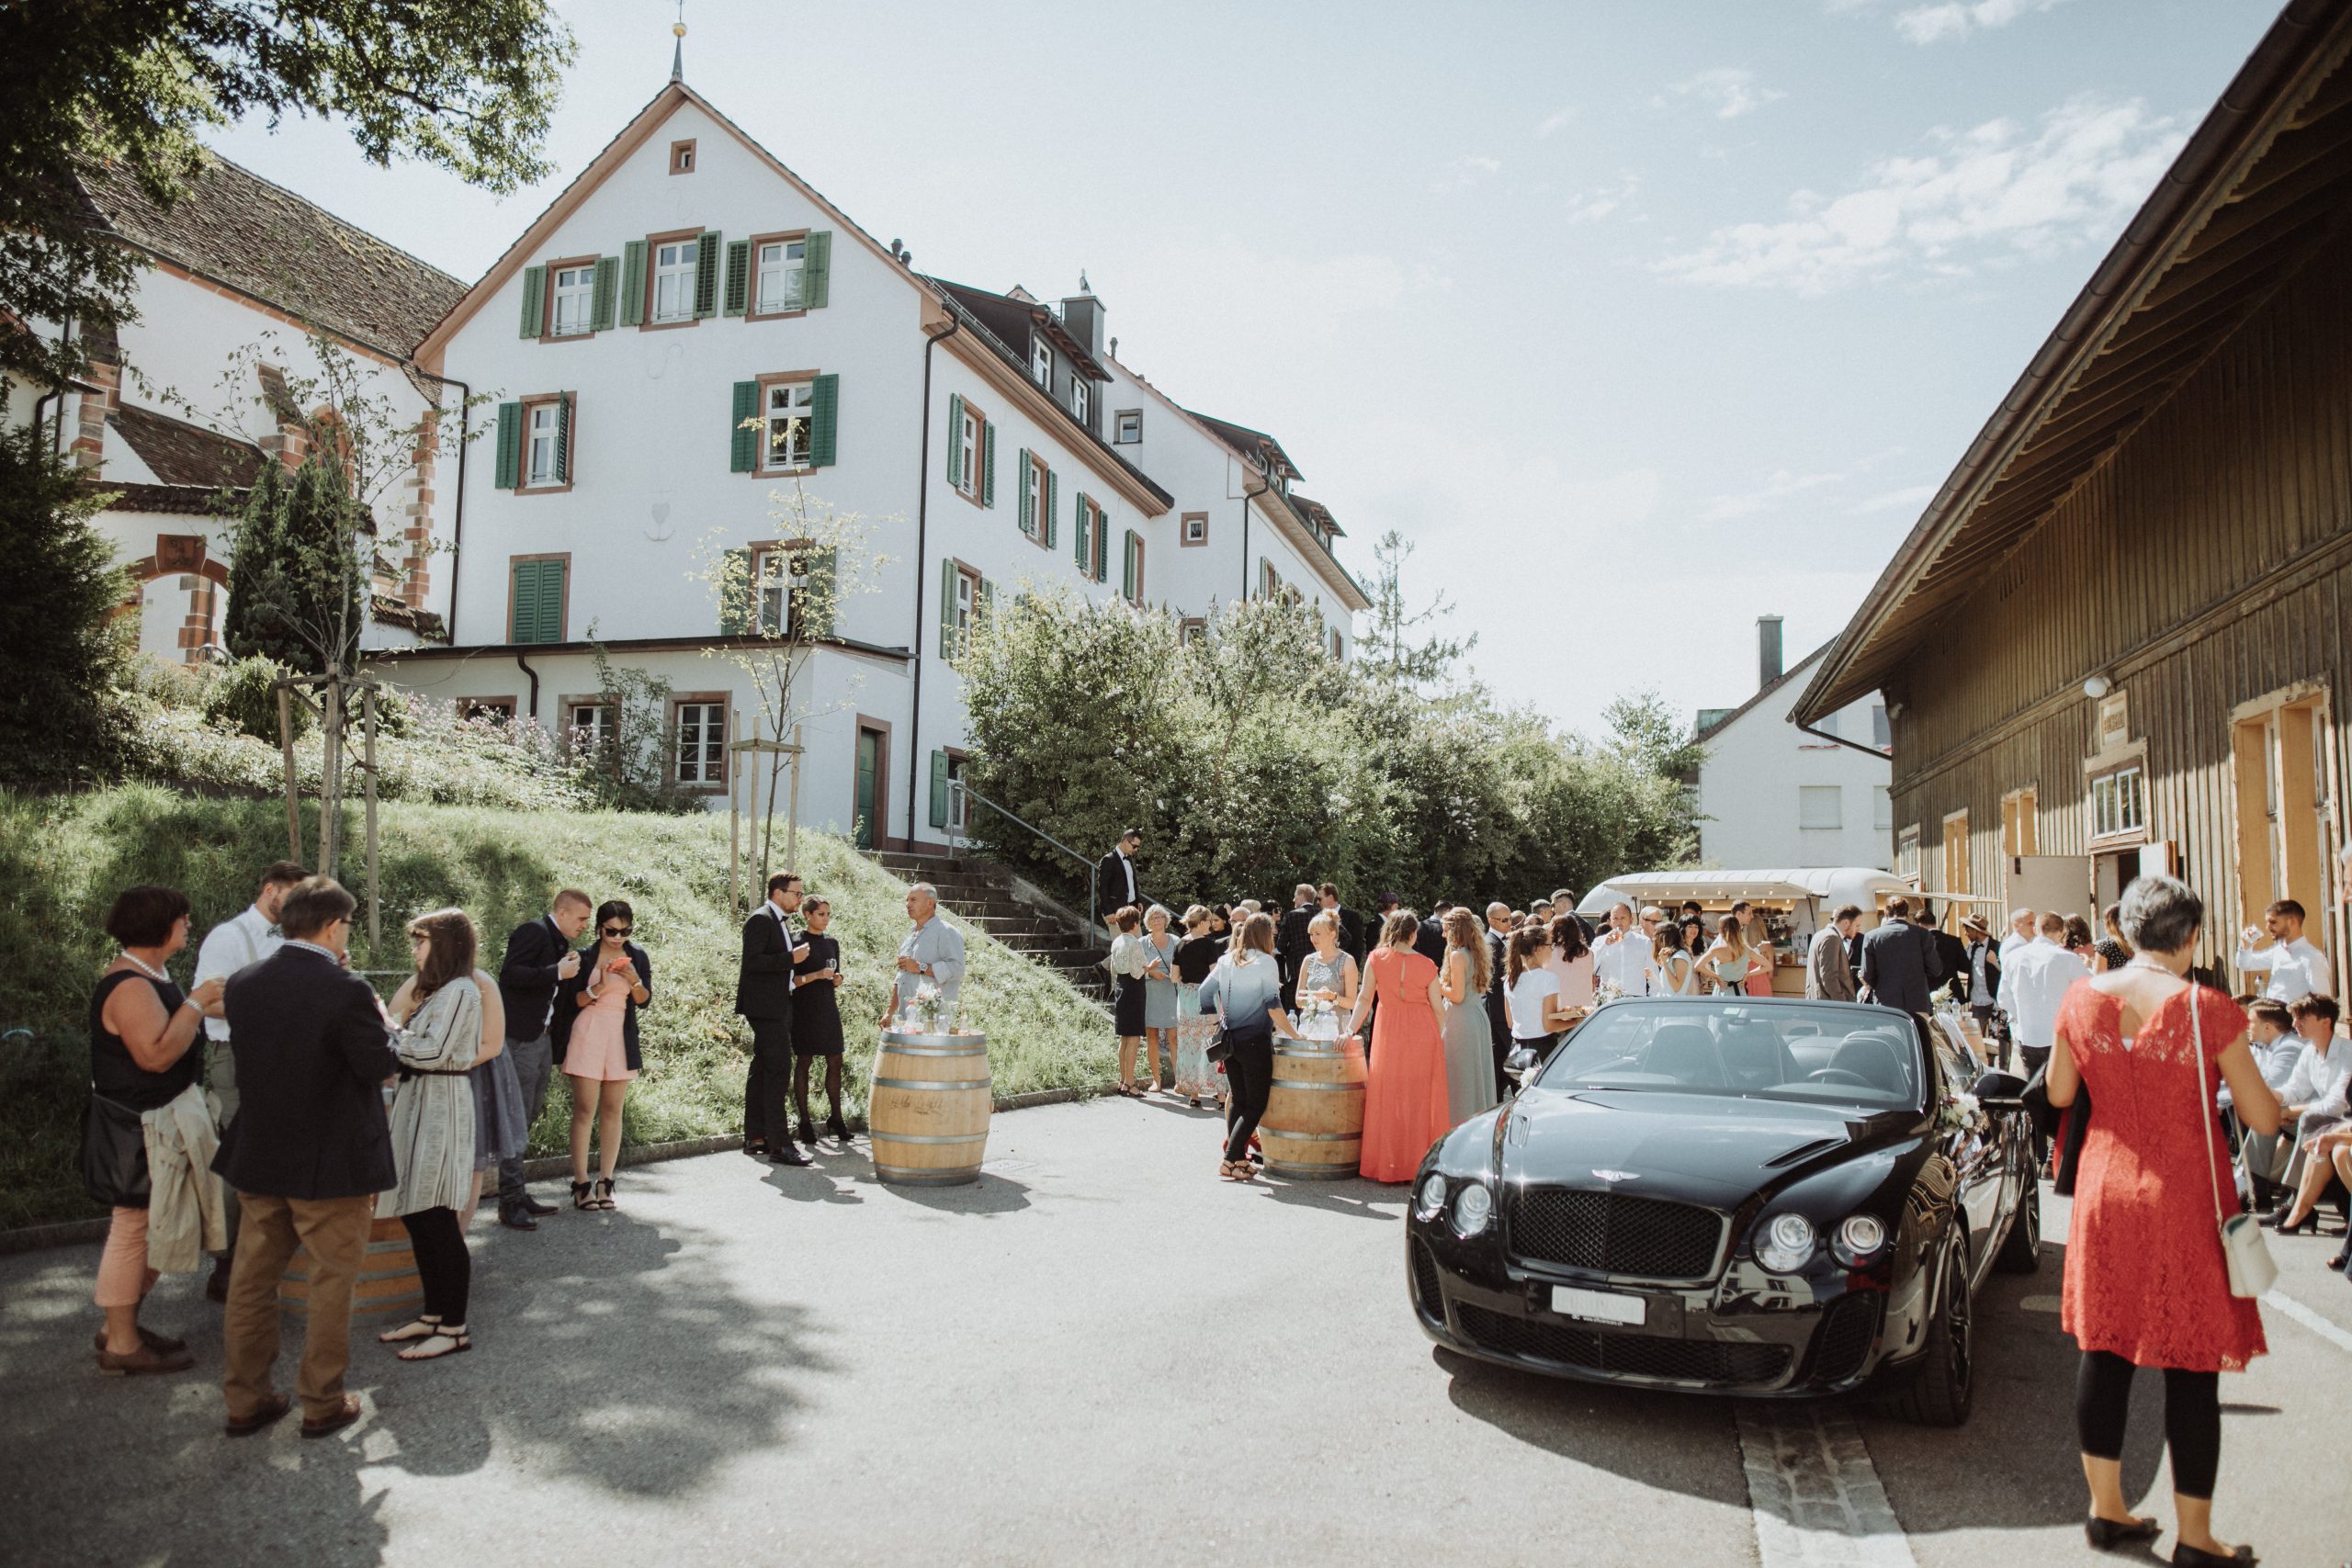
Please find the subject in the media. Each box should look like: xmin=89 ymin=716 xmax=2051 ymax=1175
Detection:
xmin=2190 ymin=985 xmax=2228 ymax=1228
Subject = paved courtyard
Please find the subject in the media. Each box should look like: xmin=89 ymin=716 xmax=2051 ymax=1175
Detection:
xmin=4 ymin=1097 xmax=2348 ymax=1567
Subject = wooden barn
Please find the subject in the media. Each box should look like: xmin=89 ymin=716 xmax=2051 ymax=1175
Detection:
xmin=1792 ymin=0 xmax=2352 ymax=988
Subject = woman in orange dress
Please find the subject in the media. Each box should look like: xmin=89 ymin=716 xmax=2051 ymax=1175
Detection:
xmin=1347 ymin=910 xmax=1451 ymax=1183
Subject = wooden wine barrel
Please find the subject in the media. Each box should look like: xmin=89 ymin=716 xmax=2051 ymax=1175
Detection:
xmin=869 ymin=1030 xmax=991 ymax=1187
xmin=1261 ymin=1035 xmax=1367 ymax=1179
xmin=279 ymin=1213 xmax=424 ymax=1322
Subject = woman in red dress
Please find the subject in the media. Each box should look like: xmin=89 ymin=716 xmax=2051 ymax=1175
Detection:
xmin=1347 ymin=910 xmax=1451 ymax=1183
xmin=2048 ymin=874 xmax=2281 ymax=1567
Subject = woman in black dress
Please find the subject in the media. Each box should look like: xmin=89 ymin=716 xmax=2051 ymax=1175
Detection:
xmin=790 ymin=897 xmax=848 ymax=1145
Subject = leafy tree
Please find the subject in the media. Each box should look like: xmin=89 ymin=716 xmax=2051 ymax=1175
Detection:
xmin=0 ymin=420 xmax=130 ymax=783
xmin=1604 ymin=690 xmax=1708 ymax=781
xmin=2 ymin=0 xmax=574 ymax=386
xmin=1360 ymin=528 xmax=1474 ymax=691
xmin=566 ymin=639 xmax=701 ymax=815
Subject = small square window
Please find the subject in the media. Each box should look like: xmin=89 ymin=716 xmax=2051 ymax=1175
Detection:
xmin=1181 ymin=513 xmax=1208 ymax=547
xmin=670 ymin=140 xmax=696 ymax=175
xmin=1114 ymin=410 xmax=1142 ymax=445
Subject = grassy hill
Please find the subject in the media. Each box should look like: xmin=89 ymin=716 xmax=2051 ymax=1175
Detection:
xmin=0 ymin=786 xmax=1115 ymax=1229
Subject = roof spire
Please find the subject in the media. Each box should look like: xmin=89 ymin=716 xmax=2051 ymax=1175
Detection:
xmin=671 ymin=0 xmax=687 ymax=82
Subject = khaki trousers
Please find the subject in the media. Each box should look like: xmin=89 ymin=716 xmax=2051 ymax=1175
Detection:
xmin=221 ymin=1191 xmax=373 ymax=1424
xmin=203 ymin=1041 xmax=241 ymax=1252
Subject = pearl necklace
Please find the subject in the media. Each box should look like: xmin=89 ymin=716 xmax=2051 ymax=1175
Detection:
xmin=118 ymin=951 xmax=172 ymax=984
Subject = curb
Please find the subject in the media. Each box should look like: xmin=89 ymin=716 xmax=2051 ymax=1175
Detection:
xmin=0 ymin=1087 xmax=1106 ymax=1258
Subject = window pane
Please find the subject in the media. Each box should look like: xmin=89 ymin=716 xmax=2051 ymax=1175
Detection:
xmin=1871 ymin=705 xmax=1891 ymax=747
xmin=1799 ymin=785 xmax=1842 ymax=829
xmin=1872 ymin=785 xmax=1893 ymax=830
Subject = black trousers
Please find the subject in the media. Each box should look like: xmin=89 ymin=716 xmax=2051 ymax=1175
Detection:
xmin=744 ymin=1013 xmax=794 ymax=1145
xmin=2019 ymin=1044 xmax=2052 ymax=1163
xmin=2075 ymin=1349 xmax=2221 ymax=1500
xmin=1222 ymin=1030 xmax=1274 ymax=1163
xmin=401 ymin=1206 xmax=470 ymax=1325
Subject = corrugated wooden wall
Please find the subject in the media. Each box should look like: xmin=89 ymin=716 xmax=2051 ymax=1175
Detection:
xmin=1889 ymin=217 xmax=2352 ymax=972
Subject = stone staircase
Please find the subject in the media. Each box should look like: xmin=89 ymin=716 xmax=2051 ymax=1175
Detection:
xmin=872 ymin=850 xmax=1110 ymax=1005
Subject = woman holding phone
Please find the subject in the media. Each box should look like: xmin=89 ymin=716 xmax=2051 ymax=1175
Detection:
xmin=555 ymin=899 xmax=652 ymax=1212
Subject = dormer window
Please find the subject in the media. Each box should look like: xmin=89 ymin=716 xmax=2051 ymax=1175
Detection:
xmin=1070 ymin=378 xmax=1089 ymax=424
xmin=1031 ymin=339 xmax=1053 ymax=389
xmin=1114 ymin=410 xmax=1142 ymax=445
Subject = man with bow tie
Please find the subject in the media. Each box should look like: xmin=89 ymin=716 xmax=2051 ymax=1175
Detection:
xmin=190 ymin=861 xmax=310 ymax=1302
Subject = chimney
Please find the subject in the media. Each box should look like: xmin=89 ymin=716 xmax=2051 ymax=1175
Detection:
xmin=1061 ymin=289 xmax=1105 ymax=361
xmin=1757 ymin=615 xmax=1783 ymax=691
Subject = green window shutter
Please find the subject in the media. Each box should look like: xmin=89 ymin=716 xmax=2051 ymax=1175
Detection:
xmin=808 ymin=373 xmax=839 ymax=468
xmin=1122 ymin=528 xmax=1136 ymax=601
xmin=694 ymin=231 xmax=722 ymax=318
xmin=1071 ymin=490 xmax=1087 ymax=574
xmin=799 ymin=547 xmax=838 ymax=638
xmin=591 ymin=256 xmax=618 ymax=332
xmin=619 ymin=241 xmax=647 ymax=327
xmin=982 ymin=421 xmax=997 ymax=507
xmin=1044 ymin=468 xmax=1059 ymax=549
xmin=1097 ymin=513 xmax=1111 ymax=583
xmin=719 ymin=547 xmax=752 ymax=636
xmin=512 ymin=558 xmax=564 ymax=644
xmin=939 ymin=558 xmax=959 ymax=660
xmin=493 ymin=401 xmax=522 ymax=489
xmin=729 ymin=380 xmax=758 ymax=472
xmin=945 ymin=393 xmax=964 ymax=486
xmin=929 ymin=750 xmax=951 ymax=829
xmin=978 ymin=577 xmax=995 ymax=630
xmin=508 ymin=558 xmax=531 ymax=641
xmin=723 ymin=240 xmax=750 ymax=316
xmin=804 ymin=231 xmax=832 ymax=309
xmin=518 ymin=265 xmax=546 ymax=338
xmin=541 ymin=559 xmax=568 ymax=642
xmin=1018 ymin=450 xmax=1034 ymax=534
xmin=554 ymin=393 xmax=573 ymax=484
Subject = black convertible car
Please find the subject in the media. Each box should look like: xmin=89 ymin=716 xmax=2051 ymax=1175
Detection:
xmin=1407 ymin=998 xmax=2037 ymax=1425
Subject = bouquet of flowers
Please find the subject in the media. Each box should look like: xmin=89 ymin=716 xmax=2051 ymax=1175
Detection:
xmin=899 ymin=979 xmax=957 ymax=1035
xmin=1593 ymin=980 xmax=1623 ymax=1007
xmin=1294 ymin=994 xmax=1341 ymax=1041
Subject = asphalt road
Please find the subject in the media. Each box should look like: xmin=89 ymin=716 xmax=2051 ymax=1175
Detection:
xmin=3 ymin=1097 xmax=2348 ymax=1567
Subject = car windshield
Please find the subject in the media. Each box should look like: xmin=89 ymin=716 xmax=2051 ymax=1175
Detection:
xmin=1532 ymin=1000 xmax=1925 ymax=1109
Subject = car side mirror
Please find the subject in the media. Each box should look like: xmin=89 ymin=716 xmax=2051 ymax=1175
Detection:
xmin=1504 ymin=1046 xmax=1539 ymax=1090
xmin=1972 ymin=1068 xmax=2027 ymax=1110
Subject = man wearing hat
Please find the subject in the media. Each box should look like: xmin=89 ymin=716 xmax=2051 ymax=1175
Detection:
xmin=1960 ymin=915 xmax=2007 ymax=1067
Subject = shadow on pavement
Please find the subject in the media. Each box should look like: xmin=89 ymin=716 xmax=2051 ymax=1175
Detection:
xmin=863 ymin=1170 xmax=1034 ymax=1216
xmin=1257 ymin=1176 xmax=1404 ymax=1222
xmin=1436 ymin=1346 xmax=1753 ymax=1506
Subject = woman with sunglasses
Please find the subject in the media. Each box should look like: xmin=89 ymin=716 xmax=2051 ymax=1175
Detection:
xmin=554 ymin=900 xmax=652 ymax=1211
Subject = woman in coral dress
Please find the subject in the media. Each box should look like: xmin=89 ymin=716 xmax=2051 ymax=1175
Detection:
xmin=1347 ymin=910 xmax=1451 ymax=1183
xmin=2048 ymin=874 xmax=2281 ymax=1566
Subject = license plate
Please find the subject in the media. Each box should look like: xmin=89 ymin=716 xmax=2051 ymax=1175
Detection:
xmin=1551 ymin=1285 xmax=1646 ymax=1326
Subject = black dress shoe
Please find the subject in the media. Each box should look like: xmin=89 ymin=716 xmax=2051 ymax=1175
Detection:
xmin=2267 ymin=1207 xmax=2317 ymax=1234
xmin=519 ymin=1193 xmax=560 ymax=1217
xmin=2171 ymin=1542 xmax=2255 ymax=1566
xmin=2086 ymin=1516 xmax=2161 ymax=1551
xmin=498 ymin=1208 xmax=538 ymax=1232
xmin=769 ymin=1146 xmax=813 ymax=1168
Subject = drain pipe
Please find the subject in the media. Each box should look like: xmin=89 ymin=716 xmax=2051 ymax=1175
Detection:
xmin=1238 ymin=469 xmax=1271 ymax=602
xmin=514 ymin=651 xmax=541 ymax=722
xmin=408 ymin=369 xmax=474 ymax=644
xmin=1792 ymin=716 xmax=1896 ymax=763
xmin=905 ymin=312 xmax=961 ymax=844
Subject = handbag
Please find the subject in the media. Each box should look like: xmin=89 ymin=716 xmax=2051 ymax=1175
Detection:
xmin=81 ymin=1090 xmax=152 ymax=1209
xmin=2190 ymin=986 xmax=2276 ymax=1299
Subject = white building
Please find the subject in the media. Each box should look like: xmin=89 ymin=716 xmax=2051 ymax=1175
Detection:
xmin=1695 ymin=616 xmax=1893 ymax=871
xmin=11 ymin=69 xmax=1369 ymax=853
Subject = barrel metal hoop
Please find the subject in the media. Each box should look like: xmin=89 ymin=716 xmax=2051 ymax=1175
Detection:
xmin=1261 ymin=1129 xmax=1363 ymax=1143
xmin=873 ymin=1165 xmax=985 ymax=1184
xmin=871 ymin=1076 xmax=994 ymax=1092
xmin=868 ymin=1132 xmax=991 ymax=1145
xmin=1262 ymin=1161 xmax=1357 ymax=1179
xmin=879 ymin=1043 xmax=990 ymax=1057
xmin=1266 ymin=1080 xmax=1365 ymax=1093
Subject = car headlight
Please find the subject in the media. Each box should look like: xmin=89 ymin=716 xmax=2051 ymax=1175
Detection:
xmin=1415 ymin=1174 xmax=1448 ymax=1222
xmin=1453 ymin=1183 xmax=1493 ymax=1236
xmin=1757 ymin=1213 xmax=1815 ymax=1272
xmin=1832 ymin=1213 xmax=1888 ymax=1268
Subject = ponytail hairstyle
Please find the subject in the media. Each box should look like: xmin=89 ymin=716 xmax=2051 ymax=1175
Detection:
xmin=1506 ymin=923 xmax=1552 ymax=987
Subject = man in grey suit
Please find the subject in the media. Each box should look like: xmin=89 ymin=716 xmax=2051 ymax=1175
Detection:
xmin=1858 ymin=896 xmax=1945 ymax=1015
xmin=1806 ymin=905 xmax=1862 ymax=1001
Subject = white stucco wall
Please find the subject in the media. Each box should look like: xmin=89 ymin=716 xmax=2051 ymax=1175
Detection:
xmin=1696 ymin=657 xmax=1892 ymax=871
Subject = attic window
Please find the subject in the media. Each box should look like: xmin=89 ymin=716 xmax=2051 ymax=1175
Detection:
xmin=670 ymin=140 xmax=696 ymax=175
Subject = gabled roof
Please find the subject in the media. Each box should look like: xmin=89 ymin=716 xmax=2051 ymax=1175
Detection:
xmin=107 ymin=403 xmax=266 ymax=491
xmin=1696 ymin=643 xmax=1833 ymax=741
xmin=1288 ymin=492 xmax=1346 ymax=540
xmin=1187 ymin=410 xmax=1305 ymax=483
xmin=1794 ymin=0 xmax=2352 ymax=724
xmin=77 ymin=154 xmax=466 ymax=358
xmin=928 ymin=278 xmax=1108 ymax=380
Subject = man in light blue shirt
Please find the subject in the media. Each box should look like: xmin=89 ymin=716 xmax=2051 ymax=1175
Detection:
xmin=896 ymin=884 xmax=967 ymax=1016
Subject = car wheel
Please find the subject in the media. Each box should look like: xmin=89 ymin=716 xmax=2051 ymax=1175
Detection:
xmin=1994 ymin=1179 xmax=2041 ymax=1274
xmin=1889 ymin=1235 xmax=1973 ymax=1427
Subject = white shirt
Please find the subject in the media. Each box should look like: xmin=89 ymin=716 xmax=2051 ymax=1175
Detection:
xmin=1508 ymin=968 xmax=1562 ymax=1039
xmin=1995 ymin=937 xmax=2086 ymax=1051
xmin=1592 ymin=929 xmax=1659 ymax=997
xmin=2227 ymin=1032 xmax=2309 ymax=1107
xmin=1998 ymin=931 xmax=2031 ymax=971
xmin=193 ymin=904 xmax=283 ymax=1041
xmin=2234 ymin=934 xmax=2329 ymax=1003
xmin=2278 ymin=1038 xmax=2352 ymax=1120
xmin=766 ymin=899 xmax=801 ymax=990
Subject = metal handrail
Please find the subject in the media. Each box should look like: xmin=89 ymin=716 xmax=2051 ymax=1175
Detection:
xmin=948 ymin=780 xmax=1103 ymax=935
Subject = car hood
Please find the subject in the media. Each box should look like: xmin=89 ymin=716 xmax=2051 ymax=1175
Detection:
xmin=1496 ymin=1089 xmax=1917 ymax=1210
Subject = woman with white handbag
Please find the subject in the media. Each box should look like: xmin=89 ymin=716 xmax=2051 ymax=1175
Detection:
xmin=2047 ymin=874 xmax=2282 ymax=1568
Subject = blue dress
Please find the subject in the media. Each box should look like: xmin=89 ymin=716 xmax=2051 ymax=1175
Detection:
xmin=1142 ymin=933 xmax=1179 ymax=1029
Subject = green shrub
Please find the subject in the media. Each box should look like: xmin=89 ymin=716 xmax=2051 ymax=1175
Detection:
xmin=200 ymin=654 xmax=312 ymax=743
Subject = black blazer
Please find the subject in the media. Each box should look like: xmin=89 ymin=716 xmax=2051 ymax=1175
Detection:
xmin=554 ymin=942 xmax=654 ymax=1070
xmin=1858 ymin=921 xmax=1942 ymax=1017
xmin=1483 ymin=931 xmax=1510 ymax=1048
xmin=1413 ymin=917 xmax=1448 ymax=968
xmin=498 ymin=914 xmax=576 ymax=1042
xmin=734 ymin=907 xmax=801 ymax=1021
xmin=1275 ymin=905 xmax=1316 ymax=982
xmin=1094 ymin=851 xmax=1137 ymax=919
xmin=211 ymin=946 xmax=398 ymax=1201
xmin=1934 ymin=930 xmax=1971 ymax=1004
xmin=1329 ymin=906 xmax=1367 ymax=964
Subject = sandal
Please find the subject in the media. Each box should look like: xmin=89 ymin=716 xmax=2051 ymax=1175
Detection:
xmin=571 ymin=1179 xmax=595 ymax=1211
xmin=377 ymin=1315 xmax=443 ymax=1345
xmin=396 ymin=1326 xmax=470 ymax=1362
xmin=594 ymin=1177 xmax=616 ymax=1211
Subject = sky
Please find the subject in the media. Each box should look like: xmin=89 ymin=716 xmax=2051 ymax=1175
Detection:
xmin=203 ymin=0 xmax=2282 ymax=737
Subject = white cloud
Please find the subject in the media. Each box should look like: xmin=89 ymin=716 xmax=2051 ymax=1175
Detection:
xmin=1666 ymin=67 xmax=1786 ymax=120
xmin=1702 ymin=468 xmax=1846 ymax=523
xmin=1433 ymin=153 xmax=1503 ymax=192
xmin=1536 ymin=106 xmax=1577 ymax=140
xmin=1567 ymin=173 xmax=1642 ymax=223
xmin=1897 ymin=0 xmax=2067 ymax=45
xmin=1847 ymin=482 xmax=1938 ymax=515
xmin=1655 ymin=95 xmax=2183 ymax=294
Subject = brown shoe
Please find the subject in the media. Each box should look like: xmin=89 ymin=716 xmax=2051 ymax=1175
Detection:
xmin=96 ymin=1341 xmax=195 ymax=1376
xmin=223 ymin=1393 xmax=293 ymax=1438
xmin=300 ymin=1393 xmax=364 ymax=1439
xmin=92 ymin=1325 xmax=187 ymax=1357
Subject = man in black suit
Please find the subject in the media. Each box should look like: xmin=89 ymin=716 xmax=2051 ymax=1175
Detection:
xmin=1321 ymin=883 xmax=1366 ymax=965
xmin=1921 ymin=905 xmax=1971 ymax=1007
xmin=492 ymin=888 xmax=593 ymax=1230
xmin=1094 ymin=829 xmax=1142 ymax=932
xmin=213 ymin=876 xmax=399 ymax=1441
xmin=738 ymin=872 xmax=814 ymax=1167
xmin=1858 ymin=896 xmax=1945 ymax=1016
xmin=1275 ymin=883 xmax=1317 ymax=1010
xmin=1482 ymin=901 xmax=1513 ymax=1087
xmin=1415 ymin=900 xmax=1451 ymax=967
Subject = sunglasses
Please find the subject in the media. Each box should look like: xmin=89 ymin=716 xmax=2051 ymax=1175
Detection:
xmin=602 ymin=924 xmax=633 ymax=938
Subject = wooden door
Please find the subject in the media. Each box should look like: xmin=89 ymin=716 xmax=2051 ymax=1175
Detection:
xmin=854 ymin=728 xmax=880 ymax=852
